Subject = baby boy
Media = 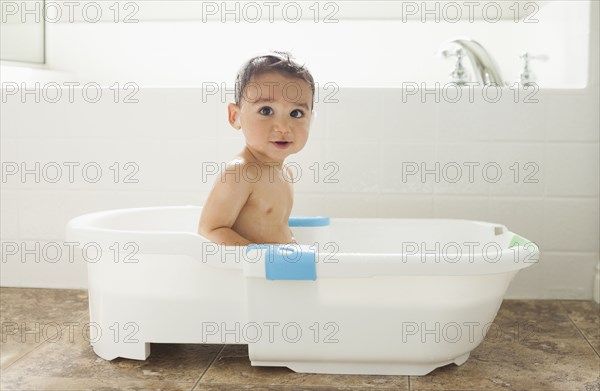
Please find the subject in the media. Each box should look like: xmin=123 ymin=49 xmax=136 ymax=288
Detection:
xmin=198 ymin=51 xmax=315 ymax=246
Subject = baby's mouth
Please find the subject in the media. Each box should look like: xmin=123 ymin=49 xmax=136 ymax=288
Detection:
xmin=271 ymin=141 xmax=292 ymax=149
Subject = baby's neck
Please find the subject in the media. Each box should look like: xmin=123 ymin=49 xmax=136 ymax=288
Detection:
xmin=242 ymin=147 xmax=284 ymax=170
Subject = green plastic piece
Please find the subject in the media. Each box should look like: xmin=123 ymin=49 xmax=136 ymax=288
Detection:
xmin=509 ymin=234 xmax=536 ymax=249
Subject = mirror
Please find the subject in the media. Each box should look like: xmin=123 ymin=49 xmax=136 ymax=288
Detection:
xmin=0 ymin=0 xmax=45 ymax=63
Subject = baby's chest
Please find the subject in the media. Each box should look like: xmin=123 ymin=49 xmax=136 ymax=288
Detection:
xmin=248 ymin=177 xmax=293 ymax=216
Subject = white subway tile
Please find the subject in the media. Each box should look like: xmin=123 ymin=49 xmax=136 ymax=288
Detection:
xmin=0 ymin=190 xmax=19 ymax=239
xmin=63 ymin=87 xmax=217 ymax=140
xmin=216 ymin=136 xmax=244 ymax=164
xmin=545 ymin=143 xmax=599 ymax=196
xmin=18 ymin=191 xmax=67 ymax=241
xmin=327 ymin=142 xmax=380 ymax=193
xmin=290 ymin=194 xmax=329 ymax=216
xmin=538 ymin=251 xmax=598 ymax=299
xmin=63 ymin=88 xmax=135 ymax=139
xmin=486 ymin=142 xmax=545 ymax=196
xmin=1 ymin=139 xmax=19 ymax=190
xmin=488 ymin=197 xmax=544 ymax=245
xmin=1 ymin=93 xmax=68 ymax=139
xmin=15 ymin=139 xmax=81 ymax=191
xmin=214 ymin=108 xmax=231 ymax=137
xmin=546 ymin=92 xmax=600 ymax=141
xmin=324 ymin=194 xmax=381 ymax=217
xmin=61 ymin=139 xmax=150 ymax=191
xmin=435 ymin=142 xmax=490 ymax=195
xmin=381 ymin=143 xmax=436 ymax=193
xmin=437 ymin=95 xmax=493 ymax=142
xmin=504 ymin=259 xmax=543 ymax=299
xmin=0 ymin=240 xmax=88 ymax=289
xmin=159 ymin=87 xmax=218 ymax=139
xmin=433 ymin=196 xmax=490 ymax=221
xmin=64 ymin=191 xmax=147 ymax=219
xmin=63 ymin=191 xmax=208 ymax=223
xmin=309 ymin=96 xmax=329 ymax=141
xmin=381 ymin=89 xmax=437 ymax=142
xmin=543 ymin=198 xmax=599 ymax=252
xmin=377 ymin=194 xmax=434 ymax=218
xmin=488 ymin=92 xmax=547 ymax=141
xmin=286 ymin=141 xmax=328 ymax=194
xmin=145 ymin=139 xmax=218 ymax=192
xmin=327 ymin=89 xmax=382 ymax=142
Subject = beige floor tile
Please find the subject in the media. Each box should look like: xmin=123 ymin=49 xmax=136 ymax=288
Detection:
xmin=410 ymin=300 xmax=600 ymax=391
xmin=0 ymin=288 xmax=88 ymax=324
xmin=561 ymin=300 xmax=600 ymax=355
xmin=193 ymin=384 xmax=366 ymax=390
xmin=0 ymin=321 xmax=221 ymax=391
xmin=0 ymin=288 xmax=88 ymax=369
xmin=198 ymin=344 xmax=392 ymax=390
xmin=4 ymin=376 xmax=195 ymax=391
xmin=2 ymin=289 xmax=599 ymax=391
xmin=219 ymin=344 xmax=249 ymax=357
xmin=197 ymin=355 xmax=408 ymax=389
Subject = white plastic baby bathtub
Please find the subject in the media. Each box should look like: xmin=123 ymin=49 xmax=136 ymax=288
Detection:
xmin=65 ymin=205 xmax=539 ymax=376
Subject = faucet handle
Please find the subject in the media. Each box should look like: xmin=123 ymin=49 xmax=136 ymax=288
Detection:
xmin=440 ymin=48 xmax=470 ymax=85
xmin=520 ymin=52 xmax=549 ymax=63
xmin=440 ymin=48 xmax=466 ymax=60
xmin=519 ymin=52 xmax=548 ymax=86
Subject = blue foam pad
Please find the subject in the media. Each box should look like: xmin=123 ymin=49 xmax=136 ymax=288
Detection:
xmin=246 ymin=244 xmax=317 ymax=280
xmin=288 ymin=216 xmax=330 ymax=227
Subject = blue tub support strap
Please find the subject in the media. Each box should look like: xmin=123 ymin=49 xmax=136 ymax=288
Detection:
xmin=288 ymin=216 xmax=330 ymax=227
xmin=246 ymin=244 xmax=317 ymax=281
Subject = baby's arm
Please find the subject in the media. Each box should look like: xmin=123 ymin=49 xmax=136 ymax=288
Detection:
xmin=286 ymin=165 xmax=297 ymax=244
xmin=198 ymin=162 xmax=253 ymax=246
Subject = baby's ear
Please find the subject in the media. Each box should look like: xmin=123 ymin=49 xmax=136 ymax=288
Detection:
xmin=227 ymin=102 xmax=241 ymax=129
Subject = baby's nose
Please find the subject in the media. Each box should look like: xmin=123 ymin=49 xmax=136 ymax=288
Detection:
xmin=273 ymin=120 xmax=292 ymax=133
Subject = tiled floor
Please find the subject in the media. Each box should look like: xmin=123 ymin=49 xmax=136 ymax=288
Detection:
xmin=0 ymin=288 xmax=598 ymax=391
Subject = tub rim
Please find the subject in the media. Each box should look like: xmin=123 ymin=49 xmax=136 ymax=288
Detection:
xmin=65 ymin=205 xmax=540 ymax=277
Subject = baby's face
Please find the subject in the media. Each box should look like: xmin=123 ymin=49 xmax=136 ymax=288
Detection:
xmin=232 ymin=72 xmax=312 ymax=164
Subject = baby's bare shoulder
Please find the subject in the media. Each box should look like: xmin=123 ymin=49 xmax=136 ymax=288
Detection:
xmin=215 ymin=157 xmax=258 ymax=188
xmin=219 ymin=155 xmax=255 ymax=172
xmin=285 ymin=164 xmax=295 ymax=182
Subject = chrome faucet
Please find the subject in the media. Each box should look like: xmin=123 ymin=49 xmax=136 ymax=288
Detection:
xmin=438 ymin=38 xmax=506 ymax=86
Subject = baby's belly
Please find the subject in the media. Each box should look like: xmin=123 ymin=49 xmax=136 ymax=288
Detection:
xmin=235 ymin=220 xmax=293 ymax=245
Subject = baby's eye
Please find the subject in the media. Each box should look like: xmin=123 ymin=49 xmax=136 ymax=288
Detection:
xmin=259 ymin=106 xmax=273 ymax=115
xmin=291 ymin=109 xmax=304 ymax=118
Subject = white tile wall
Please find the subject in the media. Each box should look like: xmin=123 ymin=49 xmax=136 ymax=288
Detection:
xmin=545 ymin=143 xmax=599 ymax=196
xmin=1 ymin=86 xmax=598 ymax=299
xmin=537 ymin=252 xmax=599 ymax=299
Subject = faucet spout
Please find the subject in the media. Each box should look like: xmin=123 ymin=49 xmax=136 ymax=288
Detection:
xmin=440 ymin=38 xmax=506 ymax=86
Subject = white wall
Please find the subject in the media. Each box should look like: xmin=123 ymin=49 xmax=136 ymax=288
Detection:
xmin=5 ymin=0 xmax=583 ymax=88
xmin=1 ymin=0 xmax=598 ymax=298
xmin=1 ymin=85 xmax=598 ymax=298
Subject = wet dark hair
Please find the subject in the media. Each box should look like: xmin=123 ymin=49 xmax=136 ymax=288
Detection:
xmin=234 ymin=50 xmax=315 ymax=111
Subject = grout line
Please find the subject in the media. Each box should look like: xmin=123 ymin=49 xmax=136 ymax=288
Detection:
xmin=1 ymin=333 xmax=52 ymax=372
xmin=187 ymin=383 xmax=404 ymax=390
xmin=559 ymin=301 xmax=600 ymax=358
xmin=0 ymin=289 xmax=89 ymax=372
xmin=190 ymin=344 xmax=226 ymax=390
xmin=0 ymin=313 xmax=84 ymax=372
xmin=3 ymin=189 xmax=599 ymax=200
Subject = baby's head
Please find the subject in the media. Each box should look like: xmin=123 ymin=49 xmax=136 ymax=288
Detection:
xmin=234 ymin=51 xmax=315 ymax=113
xmin=228 ymin=51 xmax=315 ymax=164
